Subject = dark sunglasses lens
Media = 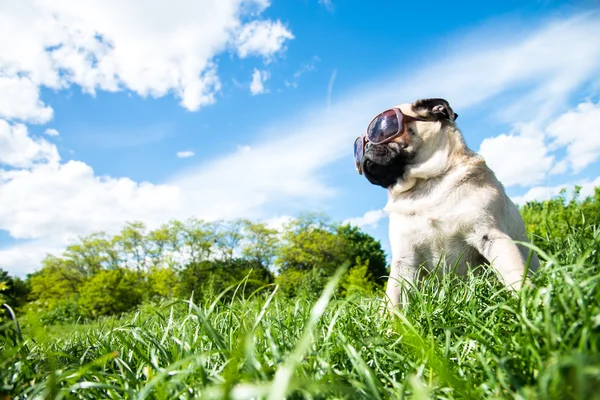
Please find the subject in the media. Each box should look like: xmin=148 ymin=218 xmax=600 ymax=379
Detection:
xmin=353 ymin=137 xmax=363 ymax=169
xmin=367 ymin=109 xmax=402 ymax=143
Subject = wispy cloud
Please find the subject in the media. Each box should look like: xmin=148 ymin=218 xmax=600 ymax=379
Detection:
xmin=250 ymin=68 xmax=270 ymax=95
xmin=285 ymin=56 xmax=320 ymax=88
xmin=327 ymin=69 xmax=337 ymax=111
xmin=176 ymin=151 xmax=195 ymax=159
xmin=343 ymin=209 xmax=386 ymax=229
xmin=236 ymin=20 xmax=294 ymax=61
xmin=44 ymin=128 xmax=59 ymax=137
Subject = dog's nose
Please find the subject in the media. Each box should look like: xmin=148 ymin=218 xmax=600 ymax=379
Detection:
xmin=387 ymin=141 xmax=408 ymax=152
xmin=370 ymin=144 xmax=389 ymax=156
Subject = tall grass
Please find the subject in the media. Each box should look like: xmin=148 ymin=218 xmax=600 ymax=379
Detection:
xmin=2 ymin=225 xmax=600 ymax=399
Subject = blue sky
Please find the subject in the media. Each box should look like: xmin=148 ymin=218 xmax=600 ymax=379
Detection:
xmin=1 ymin=0 xmax=600 ymax=276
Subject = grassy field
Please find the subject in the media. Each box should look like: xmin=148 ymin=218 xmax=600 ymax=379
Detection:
xmin=2 ymin=228 xmax=600 ymax=399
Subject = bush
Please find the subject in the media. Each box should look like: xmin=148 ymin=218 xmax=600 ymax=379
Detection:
xmin=148 ymin=266 xmax=179 ymax=299
xmin=276 ymin=268 xmax=329 ymax=298
xmin=78 ymin=269 xmax=144 ymax=318
xmin=340 ymin=258 xmax=375 ymax=297
xmin=23 ymin=297 xmax=84 ymax=325
xmin=178 ymin=258 xmax=274 ymax=303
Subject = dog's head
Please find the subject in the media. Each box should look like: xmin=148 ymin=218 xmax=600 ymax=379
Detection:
xmin=360 ymin=98 xmax=458 ymax=188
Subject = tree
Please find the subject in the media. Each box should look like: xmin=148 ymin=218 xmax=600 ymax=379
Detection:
xmin=78 ymin=268 xmax=144 ymax=317
xmin=339 ymin=258 xmax=375 ymax=297
xmin=146 ymin=224 xmax=174 ymax=269
xmin=178 ymin=218 xmax=217 ymax=265
xmin=241 ymin=220 xmax=278 ymax=268
xmin=274 ymin=214 xmax=388 ymax=297
xmin=113 ymin=221 xmax=150 ymax=271
xmin=148 ymin=266 xmax=179 ymax=299
xmin=28 ymin=256 xmax=86 ymax=306
xmin=520 ymin=186 xmax=600 ymax=254
xmin=214 ymin=220 xmax=245 ymax=263
xmin=0 ymin=269 xmax=30 ymax=310
xmin=275 ymin=268 xmax=328 ymax=298
xmin=178 ymin=258 xmax=273 ymax=302
xmin=62 ymin=232 xmax=120 ymax=275
xmin=336 ymin=224 xmax=388 ymax=286
xmin=275 ymin=213 xmax=345 ymax=274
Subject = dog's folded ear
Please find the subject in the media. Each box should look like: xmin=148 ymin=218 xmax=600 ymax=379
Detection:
xmin=413 ymin=98 xmax=458 ymax=122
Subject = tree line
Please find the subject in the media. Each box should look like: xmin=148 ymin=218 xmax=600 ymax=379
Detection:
xmin=0 ymin=213 xmax=387 ymax=324
xmin=2 ymin=186 xmax=600 ymax=325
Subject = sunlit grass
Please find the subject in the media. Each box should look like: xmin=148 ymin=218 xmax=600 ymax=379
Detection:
xmin=2 ymin=227 xmax=600 ymax=399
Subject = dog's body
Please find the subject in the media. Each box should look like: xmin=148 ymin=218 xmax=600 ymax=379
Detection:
xmin=359 ymin=98 xmax=539 ymax=308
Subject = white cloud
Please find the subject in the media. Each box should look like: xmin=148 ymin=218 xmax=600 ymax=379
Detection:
xmin=176 ymin=150 xmax=195 ymax=159
xmin=264 ymin=215 xmax=293 ymax=232
xmin=511 ymin=176 xmax=600 ymax=205
xmin=343 ymin=209 xmax=386 ymax=229
xmin=0 ymin=0 xmax=293 ymax=121
xmin=0 ymin=76 xmax=54 ymax=123
xmin=3 ymin=13 xmax=600 ymax=276
xmin=236 ymin=20 xmax=294 ymax=59
xmin=478 ymin=132 xmax=553 ymax=187
xmin=0 ymin=240 xmax=63 ymax=276
xmin=44 ymin=128 xmax=59 ymax=137
xmin=547 ymin=101 xmax=600 ymax=173
xmin=479 ymin=100 xmax=600 ymax=188
xmin=250 ymin=68 xmax=269 ymax=95
xmin=0 ymin=120 xmax=60 ymax=168
xmin=549 ymin=159 xmax=568 ymax=175
xmin=0 ymin=158 xmax=181 ymax=241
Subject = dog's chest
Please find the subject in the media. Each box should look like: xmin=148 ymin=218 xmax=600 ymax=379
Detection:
xmin=388 ymin=190 xmax=481 ymax=235
xmin=386 ymin=190 xmax=488 ymax=269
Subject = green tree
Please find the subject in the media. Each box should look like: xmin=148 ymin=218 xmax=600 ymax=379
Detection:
xmin=275 ymin=268 xmax=328 ymax=298
xmin=214 ymin=220 xmax=245 ymax=262
xmin=28 ymin=256 xmax=85 ymax=306
xmin=274 ymin=214 xmax=388 ymax=297
xmin=62 ymin=232 xmax=120 ymax=275
xmin=0 ymin=269 xmax=30 ymax=310
xmin=113 ymin=221 xmax=150 ymax=271
xmin=520 ymin=186 xmax=600 ymax=254
xmin=241 ymin=220 xmax=279 ymax=268
xmin=79 ymin=268 xmax=144 ymax=317
xmin=339 ymin=258 xmax=375 ymax=297
xmin=146 ymin=224 xmax=175 ymax=269
xmin=178 ymin=258 xmax=273 ymax=302
xmin=148 ymin=266 xmax=179 ymax=299
xmin=178 ymin=218 xmax=217 ymax=265
xmin=336 ymin=224 xmax=388 ymax=286
xmin=275 ymin=213 xmax=345 ymax=274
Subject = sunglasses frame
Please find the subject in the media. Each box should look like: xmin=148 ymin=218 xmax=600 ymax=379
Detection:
xmin=354 ymin=108 xmax=428 ymax=175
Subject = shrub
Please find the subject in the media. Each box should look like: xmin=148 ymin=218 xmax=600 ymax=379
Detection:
xmin=23 ymin=297 xmax=84 ymax=325
xmin=78 ymin=269 xmax=144 ymax=318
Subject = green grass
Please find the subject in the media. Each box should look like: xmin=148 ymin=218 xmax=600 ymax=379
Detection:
xmin=2 ymin=229 xmax=600 ymax=399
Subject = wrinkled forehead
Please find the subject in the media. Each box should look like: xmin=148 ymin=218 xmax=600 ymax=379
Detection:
xmin=393 ymin=103 xmax=421 ymax=118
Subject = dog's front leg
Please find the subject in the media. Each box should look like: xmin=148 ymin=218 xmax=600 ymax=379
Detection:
xmin=468 ymin=229 xmax=527 ymax=290
xmin=385 ymin=251 xmax=418 ymax=310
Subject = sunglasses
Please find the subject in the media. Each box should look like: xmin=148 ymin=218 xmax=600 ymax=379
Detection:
xmin=353 ymin=108 xmax=427 ymax=175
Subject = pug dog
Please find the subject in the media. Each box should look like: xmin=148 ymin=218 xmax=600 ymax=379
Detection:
xmin=353 ymin=98 xmax=540 ymax=308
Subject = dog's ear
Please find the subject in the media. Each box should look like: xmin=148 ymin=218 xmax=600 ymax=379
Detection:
xmin=413 ymin=98 xmax=458 ymax=122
